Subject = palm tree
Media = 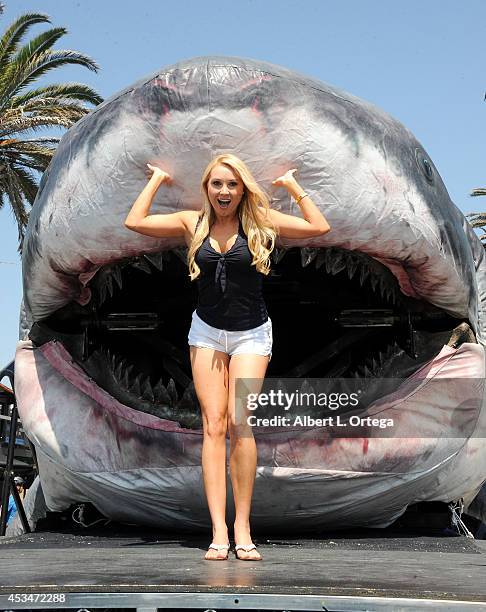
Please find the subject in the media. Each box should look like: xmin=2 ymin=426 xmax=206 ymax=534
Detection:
xmin=0 ymin=7 xmax=103 ymax=252
xmin=466 ymin=189 xmax=486 ymax=245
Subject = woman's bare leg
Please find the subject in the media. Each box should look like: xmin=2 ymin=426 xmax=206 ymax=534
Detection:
xmin=190 ymin=346 xmax=230 ymax=559
xmin=227 ymin=353 xmax=270 ymax=560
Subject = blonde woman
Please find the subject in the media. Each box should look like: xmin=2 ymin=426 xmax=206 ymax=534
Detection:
xmin=125 ymin=154 xmax=331 ymax=561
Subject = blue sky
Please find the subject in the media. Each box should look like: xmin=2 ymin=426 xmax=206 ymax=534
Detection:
xmin=1 ymin=0 xmax=485 ymax=371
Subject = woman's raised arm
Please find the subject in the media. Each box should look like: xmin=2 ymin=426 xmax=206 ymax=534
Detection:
xmin=124 ymin=164 xmax=193 ymax=238
xmin=268 ymin=169 xmax=331 ymax=239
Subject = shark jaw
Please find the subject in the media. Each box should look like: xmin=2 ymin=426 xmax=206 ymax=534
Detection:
xmin=13 ymin=56 xmax=486 ymax=530
xmin=28 ymin=243 xmax=473 ymax=430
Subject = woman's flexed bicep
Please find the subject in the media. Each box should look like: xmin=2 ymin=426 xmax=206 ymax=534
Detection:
xmin=266 ymin=207 xmax=331 ymax=239
xmin=125 ymin=163 xmax=173 ymax=232
xmin=269 ymin=168 xmax=331 ymax=238
xmin=125 ymin=210 xmax=196 ymax=238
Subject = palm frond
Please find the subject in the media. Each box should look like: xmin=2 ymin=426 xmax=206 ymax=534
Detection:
xmin=465 ymin=212 xmax=486 ymax=223
xmin=0 ymin=49 xmax=100 ymax=104
xmin=0 ymin=11 xmax=103 ymax=252
xmin=12 ymin=164 xmax=39 ymax=204
xmin=471 ymin=188 xmax=486 ymax=197
xmin=0 ymin=13 xmax=50 ymax=72
xmin=0 ymin=165 xmax=31 ymax=252
xmin=21 ymin=96 xmax=99 ymax=112
xmin=0 ymin=137 xmax=58 ymax=150
xmin=5 ymin=136 xmax=60 ymax=144
xmin=1 ymin=141 xmax=56 ymax=164
xmin=0 ymin=28 xmax=69 ymax=103
xmin=0 ymin=110 xmax=87 ymax=136
xmin=1 ymin=141 xmax=57 ymax=167
xmin=11 ymin=82 xmax=103 ymax=106
xmin=10 ymin=26 xmax=67 ymax=67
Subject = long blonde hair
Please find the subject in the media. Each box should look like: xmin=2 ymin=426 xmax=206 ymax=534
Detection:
xmin=188 ymin=154 xmax=277 ymax=280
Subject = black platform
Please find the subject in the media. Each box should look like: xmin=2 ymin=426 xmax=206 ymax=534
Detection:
xmin=1 ymin=518 xmax=486 ymax=611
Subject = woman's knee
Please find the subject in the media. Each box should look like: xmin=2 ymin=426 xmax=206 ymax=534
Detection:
xmin=227 ymin=416 xmax=253 ymax=442
xmin=202 ymin=412 xmax=228 ymax=439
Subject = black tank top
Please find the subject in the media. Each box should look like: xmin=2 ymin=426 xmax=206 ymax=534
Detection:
xmin=194 ymin=216 xmax=268 ymax=331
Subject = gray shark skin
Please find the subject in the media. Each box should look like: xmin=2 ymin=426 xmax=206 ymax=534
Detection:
xmin=14 ymin=56 xmax=486 ymax=530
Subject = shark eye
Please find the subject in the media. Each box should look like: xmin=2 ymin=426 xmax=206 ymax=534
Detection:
xmin=414 ymin=148 xmax=434 ymax=184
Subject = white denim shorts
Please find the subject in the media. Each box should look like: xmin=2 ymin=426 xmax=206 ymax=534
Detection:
xmin=188 ymin=310 xmax=272 ymax=360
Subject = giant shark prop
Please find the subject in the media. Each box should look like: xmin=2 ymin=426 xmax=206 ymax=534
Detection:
xmin=13 ymin=56 xmax=486 ymax=531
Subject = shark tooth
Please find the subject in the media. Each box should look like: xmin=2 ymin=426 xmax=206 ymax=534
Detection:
xmin=123 ymin=364 xmax=136 ymax=388
xmin=359 ymin=265 xmax=369 ymax=286
xmin=112 ymin=265 xmax=123 ymax=289
xmin=382 ymin=280 xmax=395 ymax=303
xmin=108 ymin=348 xmax=117 ymax=370
xmin=271 ymin=247 xmax=287 ymax=264
xmin=300 ymin=378 xmax=316 ymax=397
xmin=132 ymin=257 xmax=152 ymax=274
xmin=153 ymin=378 xmax=171 ymax=404
xmin=315 ymin=250 xmax=326 ymax=269
xmin=363 ymin=365 xmax=372 ymax=377
xmin=141 ymin=376 xmax=155 ymax=402
xmin=105 ymin=274 xmax=114 ymax=298
xmin=324 ymin=251 xmax=334 ymax=274
xmin=275 ymin=378 xmax=288 ymax=395
xmin=370 ymin=275 xmax=379 ymax=292
xmin=98 ymin=283 xmax=107 ymax=305
xmin=346 ymin=256 xmax=359 ymax=280
xmin=145 ymin=251 xmax=164 ymax=271
xmin=300 ymin=247 xmax=318 ymax=267
xmin=377 ymin=277 xmax=386 ymax=299
xmin=115 ymin=358 xmax=126 ymax=379
xmin=176 ymin=382 xmax=198 ymax=411
xmin=172 ymin=247 xmax=188 ymax=265
xmin=167 ymin=378 xmax=178 ymax=406
xmin=130 ymin=374 xmax=142 ymax=397
xmin=329 ymin=255 xmax=347 ymax=276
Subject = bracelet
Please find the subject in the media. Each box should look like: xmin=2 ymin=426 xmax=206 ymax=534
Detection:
xmin=295 ymin=193 xmax=308 ymax=205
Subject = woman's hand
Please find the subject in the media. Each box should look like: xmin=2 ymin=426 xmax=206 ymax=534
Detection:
xmin=146 ymin=163 xmax=171 ymax=184
xmin=125 ymin=164 xmax=172 ymax=230
xmin=272 ymin=168 xmax=298 ymax=189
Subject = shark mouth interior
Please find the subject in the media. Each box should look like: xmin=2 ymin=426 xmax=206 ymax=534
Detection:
xmin=29 ymin=245 xmax=473 ymax=429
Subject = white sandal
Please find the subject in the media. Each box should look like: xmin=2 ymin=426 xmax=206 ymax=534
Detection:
xmin=234 ymin=543 xmax=262 ymax=560
xmin=205 ymin=542 xmax=230 ymax=560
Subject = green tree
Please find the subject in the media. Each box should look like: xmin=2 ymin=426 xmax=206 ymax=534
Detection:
xmin=0 ymin=5 xmax=103 ymax=252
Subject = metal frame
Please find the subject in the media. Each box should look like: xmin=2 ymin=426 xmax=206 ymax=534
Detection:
xmin=0 ymin=397 xmax=31 ymax=535
xmin=0 ymin=362 xmax=31 ymax=536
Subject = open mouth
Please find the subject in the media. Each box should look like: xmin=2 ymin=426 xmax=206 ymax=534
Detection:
xmin=29 ymin=245 xmax=472 ymax=430
xmin=217 ymin=198 xmax=231 ymax=208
